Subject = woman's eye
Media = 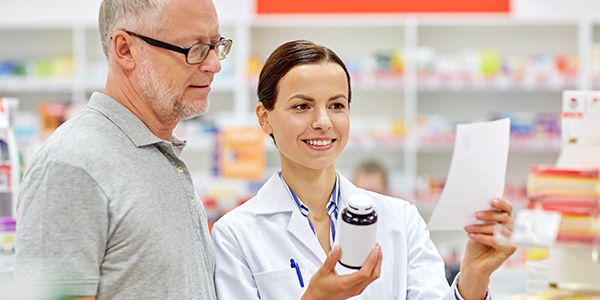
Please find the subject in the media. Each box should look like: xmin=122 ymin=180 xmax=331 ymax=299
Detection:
xmin=293 ymin=103 xmax=309 ymax=110
xmin=330 ymin=103 xmax=345 ymax=110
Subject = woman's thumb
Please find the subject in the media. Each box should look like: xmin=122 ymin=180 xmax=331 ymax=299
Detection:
xmin=322 ymin=245 xmax=341 ymax=271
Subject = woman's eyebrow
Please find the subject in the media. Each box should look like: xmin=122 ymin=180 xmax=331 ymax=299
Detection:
xmin=287 ymin=94 xmax=314 ymax=102
xmin=329 ymin=94 xmax=347 ymax=101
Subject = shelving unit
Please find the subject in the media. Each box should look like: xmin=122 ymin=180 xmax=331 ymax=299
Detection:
xmin=244 ymin=16 xmax=580 ymax=199
xmin=0 ymin=1 xmax=592 ymax=201
xmin=0 ymin=9 xmax=589 ymax=197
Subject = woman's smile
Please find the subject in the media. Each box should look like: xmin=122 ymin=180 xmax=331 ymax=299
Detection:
xmin=304 ymin=139 xmax=335 ymax=147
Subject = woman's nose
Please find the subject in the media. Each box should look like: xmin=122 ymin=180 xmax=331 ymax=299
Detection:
xmin=312 ymin=107 xmax=332 ymax=131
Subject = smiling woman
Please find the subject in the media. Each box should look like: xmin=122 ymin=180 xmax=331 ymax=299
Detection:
xmin=211 ymin=40 xmax=517 ymax=300
xmin=257 ymin=61 xmax=350 ymax=173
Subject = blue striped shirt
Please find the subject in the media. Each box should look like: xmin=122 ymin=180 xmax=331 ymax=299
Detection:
xmin=279 ymin=171 xmax=340 ymax=249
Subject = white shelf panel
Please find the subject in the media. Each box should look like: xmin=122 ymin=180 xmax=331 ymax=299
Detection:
xmin=253 ymin=14 xmax=406 ymax=27
xmin=0 ymin=78 xmax=76 ymax=93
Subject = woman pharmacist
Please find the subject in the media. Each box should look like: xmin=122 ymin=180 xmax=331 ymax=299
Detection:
xmin=211 ymin=40 xmax=516 ymax=300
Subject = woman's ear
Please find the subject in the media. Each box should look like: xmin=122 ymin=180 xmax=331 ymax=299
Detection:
xmin=256 ymin=102 xmax=273 ymax=135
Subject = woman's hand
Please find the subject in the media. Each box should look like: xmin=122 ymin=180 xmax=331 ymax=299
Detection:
xmin=458 ymin=198 xmax=517 ymax=300
xmin=301 ymin=244 xmax=382 ymax=300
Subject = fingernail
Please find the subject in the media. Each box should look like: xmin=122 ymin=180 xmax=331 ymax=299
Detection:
xmin=476 ymin=212 xmax=485 ymax=218
xmin=491 ymin=198 xmax=500 ymax=205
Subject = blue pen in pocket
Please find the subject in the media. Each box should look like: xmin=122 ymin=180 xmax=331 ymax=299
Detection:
xmin=290 ymin=258 xmax=304 ymax=288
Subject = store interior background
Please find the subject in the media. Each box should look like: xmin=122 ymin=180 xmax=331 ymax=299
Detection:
xmin=2 ymin=0 xmax=600 ymax=298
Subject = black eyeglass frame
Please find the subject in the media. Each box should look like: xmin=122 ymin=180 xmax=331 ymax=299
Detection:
xmin=124 ymin=30 xmax=232 ymax=65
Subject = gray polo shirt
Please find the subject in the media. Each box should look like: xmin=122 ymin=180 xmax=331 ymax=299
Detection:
xmin=16 ymin=92 xmax=216 ymax=300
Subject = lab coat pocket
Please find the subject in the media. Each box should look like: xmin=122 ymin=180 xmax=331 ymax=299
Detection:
xmin=254 ymin=268 xmax=307 ymax=300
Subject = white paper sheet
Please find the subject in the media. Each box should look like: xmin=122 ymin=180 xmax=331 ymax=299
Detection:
xmin=427 ymin=118 xmax=510 ymax=231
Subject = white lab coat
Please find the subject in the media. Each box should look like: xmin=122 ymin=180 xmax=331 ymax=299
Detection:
xmin=212 ymin=172 xmax=459 ymax=300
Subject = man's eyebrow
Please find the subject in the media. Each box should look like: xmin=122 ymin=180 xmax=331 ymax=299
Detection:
xmin=187 ymin=33 xmax=221 ymax=44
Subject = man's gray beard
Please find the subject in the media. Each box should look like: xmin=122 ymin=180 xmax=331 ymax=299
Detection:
xmin=137 ymin=48 xmax=210 ymax=123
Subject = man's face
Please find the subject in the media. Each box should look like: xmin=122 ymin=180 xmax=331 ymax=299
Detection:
xmin=354 ymin=171 xmax=387 ymax=195
xmin=136 ymin=0 xmax=223 ymax=124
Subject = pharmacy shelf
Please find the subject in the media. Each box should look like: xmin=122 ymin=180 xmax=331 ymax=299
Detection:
xmin=0 ymin=21 xmax=240 ymax=106
xmin=0 ymin=5 xmax=593 ymax=197
xmin=247 ymin=16 xmax=577 ymax=195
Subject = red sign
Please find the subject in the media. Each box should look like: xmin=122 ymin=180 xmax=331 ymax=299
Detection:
xmin=562 ymin=112 xmax=583 ymax=118
xmin=257 ymin=0 xmax=510 ymax=14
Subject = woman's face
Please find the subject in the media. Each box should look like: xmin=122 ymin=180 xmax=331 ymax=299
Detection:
xmin=257 ymin=62 xmax=350 ymax=171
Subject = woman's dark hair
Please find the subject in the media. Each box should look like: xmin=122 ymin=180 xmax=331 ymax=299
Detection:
xmin=257 ymin=40 xmax=352 ymax=111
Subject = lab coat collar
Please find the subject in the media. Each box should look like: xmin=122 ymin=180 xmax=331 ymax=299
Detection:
xmin=255 ymin=172 xmax=295 ymax=215
xmin=255 ymin=171 xmax=367 ymax=215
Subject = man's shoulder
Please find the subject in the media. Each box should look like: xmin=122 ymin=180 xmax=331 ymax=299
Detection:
xmin=32 ymin=109 xmax=125 ymax=165
xmin=47 ymin=107 xmax=110 ymax=137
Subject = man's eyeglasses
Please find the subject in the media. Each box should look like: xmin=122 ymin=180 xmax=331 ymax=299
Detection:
xmin=124 ymin=30 xmax=232 ymax=65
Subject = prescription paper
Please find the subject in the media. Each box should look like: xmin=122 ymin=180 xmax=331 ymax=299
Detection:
xmin=427 ymin=118 xmax=510 ymax=231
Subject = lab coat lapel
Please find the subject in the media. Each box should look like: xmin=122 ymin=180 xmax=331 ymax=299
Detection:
xmin=287 ymin=206 xmax=328 ymax=263
xmin=255 ymin=173 xmax=327 ymax=262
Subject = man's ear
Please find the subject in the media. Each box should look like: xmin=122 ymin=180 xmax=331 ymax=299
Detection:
xmin=256 ymin=102 xmax=273 ymax=135
xmin=111 ymin=30 xmax=137 ymax=70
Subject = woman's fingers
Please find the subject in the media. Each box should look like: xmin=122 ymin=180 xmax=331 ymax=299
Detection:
xmin=466 ymin=223 xmax=512 ymax=235
xmin=467 ymin=223 xmax=514 ymax=241
xmin=490 ymin=198 xmax=513 ymax=215
xmin=474 ymin=198 xmax=514 ymax=225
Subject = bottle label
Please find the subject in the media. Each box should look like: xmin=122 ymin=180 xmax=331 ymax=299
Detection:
xmin=337 ymin=219 xmax=377 ymax=269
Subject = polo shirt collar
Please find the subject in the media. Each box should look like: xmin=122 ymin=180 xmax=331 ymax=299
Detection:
xmin=86 ymin=92 xmax=186 ymax=153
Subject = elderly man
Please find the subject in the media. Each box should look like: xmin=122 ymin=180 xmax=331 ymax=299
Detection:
xmin=15 ymin=0 xmax=231 ymax=299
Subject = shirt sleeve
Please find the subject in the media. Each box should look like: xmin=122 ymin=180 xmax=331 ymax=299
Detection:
xmin=15 ymin=160 xmax=108 ymax=296
xmin=403 ymin=204 xmax=456 ymax=299
xmin=451 ymin=273 xmax=491 ymax=300
xmin=211 ymin=218 xmax=261 ymax=300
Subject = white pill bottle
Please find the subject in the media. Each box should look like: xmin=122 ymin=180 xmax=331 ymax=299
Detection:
xmin=336 ymin=194 xmax=378 ymax=269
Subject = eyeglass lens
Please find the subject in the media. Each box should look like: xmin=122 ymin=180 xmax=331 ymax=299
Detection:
xmin=188 ymin=39 xmax=232 ymax=64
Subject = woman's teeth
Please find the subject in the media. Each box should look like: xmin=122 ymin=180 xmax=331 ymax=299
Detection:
xmin=306 ymin=139 xmax=332 ymax=146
